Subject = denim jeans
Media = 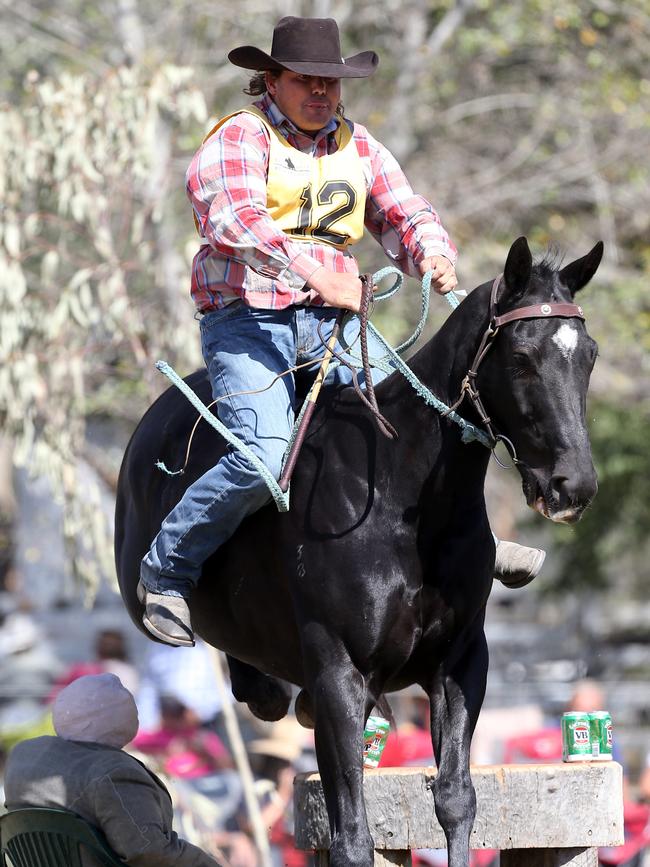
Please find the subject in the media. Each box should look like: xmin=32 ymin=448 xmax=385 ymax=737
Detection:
xmin=140 ymin=303 xmax=394 ymax=596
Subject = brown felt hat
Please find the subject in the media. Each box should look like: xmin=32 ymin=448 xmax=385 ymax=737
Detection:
xmin=228 ymin=16 xmax=378 ymax=79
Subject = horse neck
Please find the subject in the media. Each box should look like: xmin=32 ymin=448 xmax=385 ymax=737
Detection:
xmin=377 ymin=281 xmax=494 ymax=488
xmin=391 ymin=281 xmax=493 ymax=411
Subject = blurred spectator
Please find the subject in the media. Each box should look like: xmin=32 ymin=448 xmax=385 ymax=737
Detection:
xmin=472 ymin=704 xmax=545 ymax=766
xmin=0 ymin=598 xmax=38 ymax=659
xmin=567 ymin=680 xmax=610 ymax=716
xmin=136 ymin=696 xmax=229 ymax=765
xmin=135 ymin=696 xmax=232 ymax=789
xmin=133 ymin=694 xmax=244 ymax=843
xmin=48 ymin=627 xmax=139 ymax=700
xmin=502 ymin=680 xmax=625 ymax=768
xmin=381 ymin=695 xmax=434 ymax=767
xmin=498 ymin=680 xmax=650 ymax=867
xmin=245 ymin=718 xmax=315 ymax=867
xmin=4 ymin=673 xmax=220 ymax=866
xmin=0 ymin=594 xmax=63 ymax=690
xmin=638 ymin=755 xmax=650 ymax=803
xmin=136 ymin=639 xmax=230 ymax=737
xmin=0 ymin=594 xmax=60 ymax=753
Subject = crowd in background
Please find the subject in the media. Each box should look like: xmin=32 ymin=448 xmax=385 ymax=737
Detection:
xmin=3 ymin=583 xmax=650 ymax=867
xmin=0 ymin=587 xmax=315 ymax=867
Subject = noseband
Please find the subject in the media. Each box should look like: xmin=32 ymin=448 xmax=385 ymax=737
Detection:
xmin=446 ymin=274 xmax=585 ymax=466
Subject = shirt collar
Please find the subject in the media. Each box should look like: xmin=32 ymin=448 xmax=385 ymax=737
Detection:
xmin=256 ymin=94 xmax=340 ymax=147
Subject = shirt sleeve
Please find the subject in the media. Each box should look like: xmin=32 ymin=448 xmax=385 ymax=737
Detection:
xmin=186 ymin=115 xmax=322 ymax=290
xmin=92 ymin=769 xmax=220 ymax=867
xmin=358 ymin=125 xmax=458 ymax=277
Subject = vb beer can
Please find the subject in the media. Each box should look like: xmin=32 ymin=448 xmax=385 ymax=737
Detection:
xmin=562 ymin=712 xmax=592 ymax=761
xmin=589 ymin=711 xmax=613 ymax=761
xmin=363 ymin=716 xmax=390 ymax=769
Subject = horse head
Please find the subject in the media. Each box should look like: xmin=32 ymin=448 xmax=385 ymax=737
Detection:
xmin=477 ymin=236 xmax=603 ymax=524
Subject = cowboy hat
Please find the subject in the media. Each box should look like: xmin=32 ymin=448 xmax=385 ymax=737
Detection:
xmin=247 ymin=717 xmax=314 ymax=763
xmin=228 ymin=17 xmax=378 ymax=79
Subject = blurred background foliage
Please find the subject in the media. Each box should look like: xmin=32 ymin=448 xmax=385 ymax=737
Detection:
xmin=0 ymin=0 xmax=648 ymax=596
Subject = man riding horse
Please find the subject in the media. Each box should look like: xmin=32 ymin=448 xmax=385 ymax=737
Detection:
xmin=138 ymin=15 xmax=545 ymax=648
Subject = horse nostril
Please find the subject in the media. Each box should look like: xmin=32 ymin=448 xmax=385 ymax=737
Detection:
xmin=550 ymin=467 xmax=598 ymax=514
xmin=551 ymin=474 xmax=571 ymax=503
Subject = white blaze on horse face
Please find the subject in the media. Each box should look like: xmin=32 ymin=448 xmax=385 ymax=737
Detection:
xmin=551 ymin=323 xmax=579 ymax=360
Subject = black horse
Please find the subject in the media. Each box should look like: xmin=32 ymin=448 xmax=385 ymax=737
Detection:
xmin=115 ymin=237 xmax=602 ymax=867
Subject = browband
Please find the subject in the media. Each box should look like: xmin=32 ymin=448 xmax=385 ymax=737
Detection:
xmin=490 ymin=274 xmax=584 ymax=328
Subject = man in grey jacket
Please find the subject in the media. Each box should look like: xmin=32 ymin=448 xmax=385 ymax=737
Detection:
xmin=4 ymin=673 xmax=220 ymax=867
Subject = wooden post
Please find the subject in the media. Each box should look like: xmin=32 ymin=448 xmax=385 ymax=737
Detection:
xmin=295 ymin=764 xmax=624 ymax=865
xmin=501 ymin=850 xmax=598 ymax=867
xmin=315 ymin=851 xmax=411 ymax=867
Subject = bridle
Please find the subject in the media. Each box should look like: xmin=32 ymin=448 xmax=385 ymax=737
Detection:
xmin=446 ymin=274 xmax=586 ymax=467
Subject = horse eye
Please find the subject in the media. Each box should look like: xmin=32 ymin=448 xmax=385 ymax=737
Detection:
xmin=509 ymin=349 xmax=537 ymax=378
xmin=512 ymin=351 xmax=533 ymax=368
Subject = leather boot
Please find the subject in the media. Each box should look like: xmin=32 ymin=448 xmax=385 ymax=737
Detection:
xmin=137 ymin=580 xmax=195 ymax=647
xmin=494 ymin=540 xmax=546 ymax=589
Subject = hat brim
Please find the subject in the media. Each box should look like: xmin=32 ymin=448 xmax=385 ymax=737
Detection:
xmin=247 ymin=738 xmax=302 ymax=762
xmin=228 ymin=47 xmax=378 ymax=79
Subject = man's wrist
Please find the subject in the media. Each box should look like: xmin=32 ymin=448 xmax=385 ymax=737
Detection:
xmin=287 ymin=251 xmax=323 ymax=287
xmin=419 ymin=253 xmax=456 ymax=274
xmin=306 ymin=265 xmax=327 ymax=293
xmin=419 ymin=251 xmax=454 ymax=266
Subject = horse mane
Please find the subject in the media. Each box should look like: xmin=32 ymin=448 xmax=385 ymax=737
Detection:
xmin=532 ymin=243 xmax=565 ymax=279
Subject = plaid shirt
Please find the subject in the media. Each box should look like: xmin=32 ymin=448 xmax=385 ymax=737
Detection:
xmin=186 ymin=94 xmax=457 ymax=312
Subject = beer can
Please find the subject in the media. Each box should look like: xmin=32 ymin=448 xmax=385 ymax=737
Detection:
xmin=589 ymin=711 xmax=613 ymax=761
xmin=562 ymin=712 xmax=592 ymax=761
xmin=363 ymin=716 xmax=390 ymax=769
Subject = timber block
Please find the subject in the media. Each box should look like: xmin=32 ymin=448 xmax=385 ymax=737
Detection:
xmin=294 ymin=763 xmax=624 ymax=855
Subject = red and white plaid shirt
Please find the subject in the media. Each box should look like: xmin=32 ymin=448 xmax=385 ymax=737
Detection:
xmin=186 ymin=94 xmax=457 ymax=312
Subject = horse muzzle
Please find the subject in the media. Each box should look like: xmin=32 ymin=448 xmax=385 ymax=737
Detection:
xmin=522 ymin=464 xmax=598 ymax=525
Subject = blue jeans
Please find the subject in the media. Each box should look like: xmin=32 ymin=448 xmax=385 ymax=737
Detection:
xmin=141 ymin=304 xmax=394 ymax=596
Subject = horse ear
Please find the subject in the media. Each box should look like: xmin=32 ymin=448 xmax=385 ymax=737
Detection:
xmin=558 ymin=241 xmax=604 ymax=295
xmin=502 ymin=236 xmax=532 ymax=299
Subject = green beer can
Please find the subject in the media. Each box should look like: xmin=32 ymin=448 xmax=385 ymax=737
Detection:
xmin=363 ymin=715 xmax=390 ymax=769
xmin=562 ymin=712 xmax=592 ymax=761
xmin=589 ymin=711 xmax=613 ymax=761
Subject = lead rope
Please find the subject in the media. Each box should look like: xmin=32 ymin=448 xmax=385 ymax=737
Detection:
xmin=359 ymin=268 xmax=492 ymax=448
xmin=155 ymin=267 xmax=492 ymax=513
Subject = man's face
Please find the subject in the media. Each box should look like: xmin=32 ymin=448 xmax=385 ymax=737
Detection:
xmin=266 ymin=71 xmax=341 ymax=133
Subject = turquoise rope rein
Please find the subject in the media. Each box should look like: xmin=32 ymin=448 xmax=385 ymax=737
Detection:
xmin=155 ymin=268 xmax=492 ymax=513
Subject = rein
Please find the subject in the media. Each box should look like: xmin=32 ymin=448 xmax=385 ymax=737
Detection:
xmin=445 ymin=274 xmax=585 ymax=464
xmin=322 ymin=274 xmax=398 ymax=440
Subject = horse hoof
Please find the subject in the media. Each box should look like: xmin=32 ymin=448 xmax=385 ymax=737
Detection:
xmin=295 ymin=689 xmax=315 ymax=729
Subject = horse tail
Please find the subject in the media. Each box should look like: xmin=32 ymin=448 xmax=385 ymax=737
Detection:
xmin=374 ymin=694 xmax=396 ymax=730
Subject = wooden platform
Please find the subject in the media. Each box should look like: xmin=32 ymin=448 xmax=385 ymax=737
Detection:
xmin=294 ymin=763 xmax=625 ymax=866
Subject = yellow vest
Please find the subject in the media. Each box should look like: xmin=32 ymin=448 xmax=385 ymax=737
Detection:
xmin=198 ymin=106 xmax=367 ymax=251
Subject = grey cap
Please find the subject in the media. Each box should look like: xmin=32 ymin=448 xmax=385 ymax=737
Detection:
xmin=52 ymin=673 xmax=139 ymax=748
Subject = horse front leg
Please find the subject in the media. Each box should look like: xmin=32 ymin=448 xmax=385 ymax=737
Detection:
xmin=426 ymin=628 xmax=488 ymax=867
xmin=303 ymin=633 xmax=373 ymax=867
